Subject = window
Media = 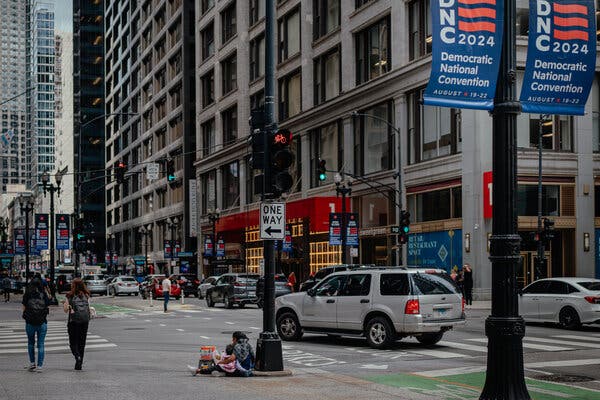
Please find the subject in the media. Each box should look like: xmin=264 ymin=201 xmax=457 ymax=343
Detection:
xmin=278 ymin=8 xmax=300 ymax=63
xmin=407 ymin=88 xmax=461 ymax=164
xmin=408 ymin=186 xmax=462 ymax=223
xmin=355 ymin=0 xmax=372 ymax=8
xmin=278 ymin=70 xmax=301 ymax=120
xmin=201 ymin=69 xmax=214 ymax=107
xmin=353 ymin=101 xmax=395 ymax=175
xmin=517 ymin=184 xmax=560 ymax=216
xmin=310 ymin=121 xmax=341 ymax=188
xmin=315 ymin=275 xmax=347 ymax=296
xmin=356 ymin=16 xmax=390 ymax=84
xmin=221 ymin=53 xmax=237 ymax=95
xmin=340 ymin=274 xmax=371 ymax=296
xmin=523 ymin=280 xmax=550 ymax=294
xmin=249 ymin=0 xmax=265 ymax=26
xmin=516 ymin=114 xmax=573 ymax=151
xmin=313 ymin=0 xmax=340 ymax=40
xmin=380 ymin=274 xmax=410 ymax=296
xmin=201 ymin=22 xmax=214 ymax=60
xmin=201 ymin=119 xmax=215 ymax=157
xmin=245 ymin=156 xmax=260 ymax=204
xmin=250 ymin=90 xmax=265 ymax=110
xmin=249 ymin=34 xmax=265 ymax=81
xmin=201 ymin=170 xmax=216 ymax=214
xmin=314 ymin=47 xmax=340 ymax=105
xmin=408 ymin=0 xmax=432 ymax=60
xmin=201 ymin=0 xmax=214 ymax=14
xmin=412 ymin=273 xmax=458 ymax=295
xmin=221 ymin=3 xmax=237 ymax=43
xmin=222 ymin=161 xmax=240 ymax=209
xmin=222 ymin=105 xmax=237 ymax=144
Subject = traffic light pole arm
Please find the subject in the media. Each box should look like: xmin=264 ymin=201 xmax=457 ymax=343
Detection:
xmin=80 ymin=112 xmax=139 ymax=129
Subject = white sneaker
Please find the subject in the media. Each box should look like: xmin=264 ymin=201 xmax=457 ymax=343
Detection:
xmin=187 ymin=365 xmax=198 ymax=376
xmin=35 ymin=366 xmax=43 ymax=373
xmin=25 ymin=364 xmax=36 ymax=371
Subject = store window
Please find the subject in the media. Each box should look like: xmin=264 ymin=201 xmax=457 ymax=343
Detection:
xmin=356 ymin=16 xmax=390 ymax=84
xmin=407 ymin=186 xmax=462 ymax=223
xmin=407 ymin=88 xmax=461 ymax=164
xmin=516 ymin=114 xmax=573 ymax=151
xmin=201 ymin=170 xmax=216 ymax=214
xmin=222 ymin=161 xmax=240 ymax=209
xmin=313 ymin=0 xmax=340 ymax=40
xmin=353 ymin=101 xmax=395 ymax=175
xmin=314 ymin=47 xmax=340 ymax=105
xmin=408 ymin=0 xmax=432 ymax=60
xmin=278 ymin=70 xmax=301 ymax=120
xmin=278 ymin=8 xmax=300 ymax=63
xmin=358 ymin=192 xmax=396 ymax=228
xmin=517 ymin=184 xmax=561 ymax=216
xmin=310 ymin=121 xmax=341 ymax=188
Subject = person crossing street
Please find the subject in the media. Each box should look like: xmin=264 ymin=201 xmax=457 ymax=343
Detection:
xmin=162 ymin=276 xmax=171 ymax=313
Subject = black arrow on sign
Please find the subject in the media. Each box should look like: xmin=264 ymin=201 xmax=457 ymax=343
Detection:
xmin=265 ymin=226 xmax=282 ymax=236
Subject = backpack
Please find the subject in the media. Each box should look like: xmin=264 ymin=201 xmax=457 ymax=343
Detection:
xmin=70 ymin=295 xmax=90 ymax=324
xmin=24 ymin=293 xmax=47 ymax=326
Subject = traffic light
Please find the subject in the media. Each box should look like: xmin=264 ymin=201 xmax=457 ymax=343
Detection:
xmin=166 ymin=158 xmax=176 ymax=182
xmin=317 ymin=159 xmax=327 ymax=182
xmin=542 ymin=218 xmax=555 ymax=242
xmin=269 ymin=128 xmax=294 ymax=197
xmin=399 ymin=210 xmax=411 ymax=244
xmin=115 ymin=161 xmax=126 ymax=184
xmin=249 ymin=108 xmax=267 ymax=170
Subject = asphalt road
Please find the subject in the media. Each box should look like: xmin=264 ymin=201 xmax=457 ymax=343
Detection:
xmin=1 ymin=294 xmax=600 ymax=400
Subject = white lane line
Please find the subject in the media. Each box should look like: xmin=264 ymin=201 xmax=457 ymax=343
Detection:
xmin=249 ymin=327 xmax=261 ymax=330
xmin=0 ymin=333 xmax=78 ymax=340
xmin=1 ymin=343 xmax=117 ymax=354
xmin=525 ymin=358 xmax=600 ymax=368
xmin=437 ymin=341 xmax=488 ymax=353
xmin=416 ymin=366 xmax=486 ymax=377
xmin=0 ymin=335 xmax=102 ymax=344
xmin=225 ymin=322 xmax=235 ymax=325
xmin=200 ymin=336 xmax=211 ymax=339
xmin=176 ymin=328 xmax=185 ymax=332
xmin=407 ymin=349 xmax=468 ymax=359
xmin=202 ymin=317 xmax=212 ymax=320
xmin=523 ymin=336 xmax=599 ymax=349
xmin=144 ymin=319 xmax=152 ymax=322
xmin=0 ymin=339 xmax=108 ymax=349
xmin=159 ymin=324 xmax=166 ymax=327
xmin=184 ymin=315 xmax=191 ymax=318
xmin=554 ymin=335 xmax=600 ymax=343
xmin=468 ymin=338 xmax=573 ymax=352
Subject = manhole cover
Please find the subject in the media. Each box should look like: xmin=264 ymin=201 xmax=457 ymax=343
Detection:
xmin=534 ymin=374 xmax=594 ymax=383
xmin=124 ymin=327 xmax=146 ymax=331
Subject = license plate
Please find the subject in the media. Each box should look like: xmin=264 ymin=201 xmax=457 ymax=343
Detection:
xmin=434 ymin=308 xmax=448 ymax=318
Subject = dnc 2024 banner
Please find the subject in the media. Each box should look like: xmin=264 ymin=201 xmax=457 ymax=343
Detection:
xmin=520 ymin=0 xmax=596 ymax=115
xmin=424 ymin=0 xmax=504 ymax=110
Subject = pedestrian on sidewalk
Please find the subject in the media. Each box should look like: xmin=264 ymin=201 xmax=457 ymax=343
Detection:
xmin=2 ymin=273 xmax=11 ymax=302
xmin=162 ymin=276 xmax=171 ymax=313
xmin=63 ymin=278 xmax=91 ymax=370
xmin=22 ymin=277 xmax=50 ymax=372
xmin=288 ymin=271 xmax=296 ymax=292
xmin=463 ymin=263 xmax=473 ymax=306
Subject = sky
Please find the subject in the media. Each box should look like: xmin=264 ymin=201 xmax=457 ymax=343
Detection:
xmin=52 ymin=0 xmax=72 ymax=32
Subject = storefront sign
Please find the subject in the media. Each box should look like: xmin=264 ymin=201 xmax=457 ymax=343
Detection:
xmin=346 ymin=214 xmax=359 ymax=246
xmin=163 ymin=240 xmax=172 ymax=259
xmin=189 ymin=179 xmax=198 ymax=237
xmin=407 ymin=229 xmax=463 ymax=273
xmin=14 ymin=229 xmax=25 ymax=255
xmin=35 ymin=214 xmax=49 ymax=251
xmin=520 ymin=0 xmax=596 ymax=115
xmin=424 ymin=0 xmax=504 ymax=110
xmin=204 ymin=235 xmax=214 ymax=257
xmin=483 ymin=171 xmax=493 ymax=219
xmin=329 ymin=213 xmax=342 ymax=246
xmin=216 ymin=236 xmax=225 ymax=257
xmin=282 ymin=225 xmax=292 ymax=253
xmin=56 ymin=214 xmax=70 ymax=250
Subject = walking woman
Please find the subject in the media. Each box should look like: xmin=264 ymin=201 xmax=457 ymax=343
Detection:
xmin=22 ymin=277 xmax=50 ymax=372
xmin=463 ymin=264 xmax=474 ymax=306
xmin=63 ymin=278 xmax=91 ymax=370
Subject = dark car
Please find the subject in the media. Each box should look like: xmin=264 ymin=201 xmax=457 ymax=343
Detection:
xmin=56 ymin=274 xmax=74 ymax=293
xmin=205 ymin=273 xmax=260 ymax=309
xmin=298 ymin=265 xmax=372 ymax=292
xmin=173 ymin=274 xmax=200 ymax=297
xmin=256 ymin=274 xmax=293 ymax=308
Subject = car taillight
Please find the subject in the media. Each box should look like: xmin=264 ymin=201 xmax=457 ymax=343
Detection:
xmin=118 ymin=283 xmax=123 ymax=286
xmin=194 ymin=280 xmax=200 ymax=285
xmin=405 ymin=299 xmax=420 ymax=315
xmin=285 ymin=282 xmax=292 ymax=287
xmin=584 ymin=296 xmax=600 ymax=304
xmin=462 ymin=297 xmax=465 ymax=312
xmin=234 ymin=282 xmax=243 ymax=286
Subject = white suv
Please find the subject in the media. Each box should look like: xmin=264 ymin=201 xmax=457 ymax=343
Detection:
xmin=275 ymin=268 xmax=466 ymax=349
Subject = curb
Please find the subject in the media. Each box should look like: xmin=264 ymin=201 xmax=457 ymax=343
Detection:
xmin=252 ymin=369 xmax=293 ymax=377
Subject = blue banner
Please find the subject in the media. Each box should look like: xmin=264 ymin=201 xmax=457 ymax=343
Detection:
xmin=595 ymin=229 xmax=600 ymax=279
xmin=216 ymin=236 xmax=225 ymax=258
xmin=329 ymin=213 xmax=342 ymax=246
xmin=520 ymin=0 xmax=596 ymax=115
xmin=282 ymin=225 xmax=292 ymax=253
xmin=346 ymin=213 xmax=359 ymax=246
xmin=163 ymin=240 xmax=172 ymax=259
xmin=407 ymin=229 xmax=463 ymax=273
xmin=203 ymin=235 xmax=213 ymax=257
xmin=35 ymin=214 xmax=49 ymax=251
xmin=56 ymin=214 xmax=70 ymax=250
xmin=424 ymin=0 xmax=504 ymax=110
xmin=14 ymin=229 xmax=25 ymax=255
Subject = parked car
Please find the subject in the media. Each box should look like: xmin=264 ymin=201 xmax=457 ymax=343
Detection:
xmin=518 ymin=277 xmax=600 ymax=329
xmin=56 ymin=274 xmax=74 ymax=293
xmin=173 ymin=274 xmax=200 ymax=297
xmin=139 ymin=275 xmax=182 ymax=299
xmin=276 ymin=267 xmax=466 ymax=349
xmin=205 ymin=273 xmax=260 ymax=309
xmin=82 ymin=274 xmax=107 ymax=296
xmin=197 ymin=276 xmax=218 ymax=299
xmin=298 ymin=265 xmax=373 ymax=292
xmin=256 ymin=274 xmax=293 ymax=308
xmin=107 ymin=276 xmax=140 ymax=296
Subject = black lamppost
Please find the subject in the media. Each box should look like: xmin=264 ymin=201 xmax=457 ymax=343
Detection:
xmin=18 ymin=195 xmax=35 ymax=285
xmin=480 ymin=0 xmax=530 ymax=398
xmin=333 ymin=174 xmax=352 ymax=264
xmin=139 ymin=224 xmax=152 ymax=276
xmin=207 ymin=209 xmax=220 ymax=260
xmin=41 ymin=170 xmax=63 ymax=287
xmin=166 ymin=217 xmax=179 ymax=275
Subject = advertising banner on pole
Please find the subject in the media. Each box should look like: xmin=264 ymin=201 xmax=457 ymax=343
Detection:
xmin=112 ymin=252 xmax=118 ymax=265
xmin=204 ymin=235 xmax=214 ymax=257
xmin=520 ymin=0 xmax=596 ymax=114
xmin=105 ymin=252 xmax=111 ymax=265
xmin=35 ymin=214 xmax=49 ymax=251
xmin=424 ymin=0 xmax=504 ymax=110
xmin=174 ymin=241 xmax=181 ymax=258
xmin=216 ymin=236 xmax=225 ymax=257
xmin=329 ymin=213 xmax=342 ymax=246
xmin=14 ymin=229 xmax=25 ymax=255
xmin=56 ymin=214 xmax=70 ymax=250
xmin=30 ymin=231 xmax=39 ymax=255
xmin=282 ymin=225 xmax=292 ymax=253
xmin=163 ymin=240 xmax=172 ymax=259
xmin=346 ymin=213 xmax=359 ymax=246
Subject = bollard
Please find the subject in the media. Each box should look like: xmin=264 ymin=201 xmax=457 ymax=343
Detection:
xmin=149 ymin=290 xmax=153 ymax=307
xmin=181 ymin=292 xmax=184 ymax=305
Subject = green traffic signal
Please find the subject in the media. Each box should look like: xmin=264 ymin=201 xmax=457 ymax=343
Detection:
xmin=77 ymin=234 xmax=85 ymax=240
xmin=403 ymin=226 xmax=409 ymax=234
xmin=319 ymin=172 xmax=327 ymax=181
xmin=317 ymin=159 xmax=327 ymax=181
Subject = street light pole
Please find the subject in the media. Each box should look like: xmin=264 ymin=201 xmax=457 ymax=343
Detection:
xmin=19 ymin=196 xmax=35 ymax=285
xmin=334 ymin=174 xmax=352 ymax=264
xmin=166 ymin=217 xmax=179 ymax=275
xmin=480 ymin=0 xmax=530 ymax=398
xmin=207 ymin=209 xmax=220 ymax=260
xmin=41 ymin=170 xmax=63 ymax=287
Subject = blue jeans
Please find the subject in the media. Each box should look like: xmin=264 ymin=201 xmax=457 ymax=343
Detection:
xmin=25 ymin=323 xmax=47 ymax=367
xmin=164 ymin=291 xmax=170 ymax=311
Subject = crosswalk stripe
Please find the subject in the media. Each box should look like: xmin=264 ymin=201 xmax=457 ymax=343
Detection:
xmin=1 ymin=343 xmax=117 ymax=354
xmin=467 ymin=338 xmax=572 ymax=351
xmin=523 ymin=336 xmax=598 ymax=349
xmin=407 ymin=348 xmax=468 ymax=359
xmin=554 ymin=335 xmax=600 ymax=343
xmin=437 ymin=341 xmax=488 ymax=353
xmin=0 ymin=339 xmax=108 ymax=349
xmin=0 ymin=333 xmax=78 ymax=340
xmin=0 ymin=335 xmax=102 ymax=344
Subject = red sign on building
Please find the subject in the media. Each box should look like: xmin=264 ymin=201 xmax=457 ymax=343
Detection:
xmin=483 ymin=171 xmax=493 ymax=219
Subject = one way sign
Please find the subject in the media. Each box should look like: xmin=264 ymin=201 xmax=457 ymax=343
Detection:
xmin=260 ymin=202 xmax=285 ymax=240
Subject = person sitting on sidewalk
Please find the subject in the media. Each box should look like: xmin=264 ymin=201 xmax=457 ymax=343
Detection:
xmin=188 ymin=331 xmax=254 ymax=377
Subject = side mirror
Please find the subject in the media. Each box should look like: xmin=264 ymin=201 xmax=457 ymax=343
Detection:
xmin=307 ymin=288 xmax=316 ymax=297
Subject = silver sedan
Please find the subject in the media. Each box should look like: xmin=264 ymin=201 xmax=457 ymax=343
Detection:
xmin=197 ymin=276 xmax=218 ymax=299
xmin=518 ymin=277 xmax=600 ymax=329
xmin=107 ymin=276 xmax=140 ymax=296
